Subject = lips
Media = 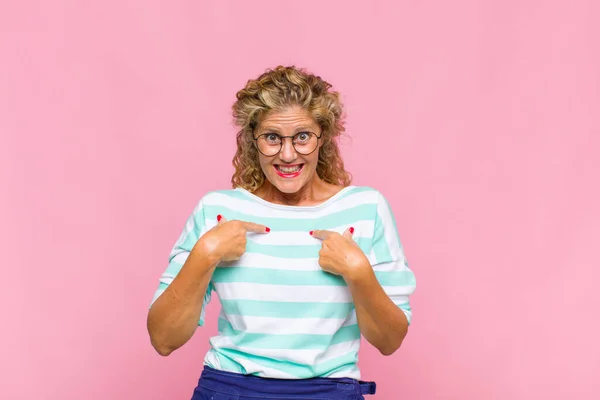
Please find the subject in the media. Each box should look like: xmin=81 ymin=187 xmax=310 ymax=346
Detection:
xmin=274 ymin=164 xmax=304 ymax=178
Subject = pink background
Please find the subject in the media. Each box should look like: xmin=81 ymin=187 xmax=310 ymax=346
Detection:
xmin=1 ymin=1 xmax=599 ymax=399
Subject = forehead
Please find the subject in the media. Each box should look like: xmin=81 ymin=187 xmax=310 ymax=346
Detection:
xmin=257 ymin=106 xmax=318 ymax=131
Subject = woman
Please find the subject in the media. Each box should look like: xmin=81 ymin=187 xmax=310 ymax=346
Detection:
xmin=147 ymin=66 xmax=416 ymax=400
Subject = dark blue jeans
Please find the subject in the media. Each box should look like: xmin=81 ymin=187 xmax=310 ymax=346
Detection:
xmin=191 ymin=366 xmax=376 ymax=400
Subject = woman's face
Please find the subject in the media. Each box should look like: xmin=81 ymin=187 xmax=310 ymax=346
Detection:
xmin=254 ymin=106 xmax=322 ymax=194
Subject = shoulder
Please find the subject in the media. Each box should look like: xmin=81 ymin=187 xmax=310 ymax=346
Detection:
xmin=345 ymin=186 xmax=398 ymax=224
xmin=341 ymin=185 xmax=388 ymax=205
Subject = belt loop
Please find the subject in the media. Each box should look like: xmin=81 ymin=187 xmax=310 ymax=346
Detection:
xmin=359 ymin=381 xmax=377 ymax=395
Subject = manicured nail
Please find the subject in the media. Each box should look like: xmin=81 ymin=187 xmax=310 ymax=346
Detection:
xmin=217 ymin=215 xmax=222 ymax=222
xmin=265 ymin=227 xmax=271 ymax=233
xmin=349 ymin=227 xmax=354 ymax=234
xmin=309 ymin=231 xmax=313 ymax=235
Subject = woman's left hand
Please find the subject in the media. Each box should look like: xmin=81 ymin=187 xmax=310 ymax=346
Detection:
xmin=311 ymin=228 xmax=370 ymax=279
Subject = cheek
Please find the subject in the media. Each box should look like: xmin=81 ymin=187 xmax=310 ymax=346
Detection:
xmin=257 ymin=154 xmax=271 ymax=170
xmin=306 ymin=148 xmax=321 ymax=166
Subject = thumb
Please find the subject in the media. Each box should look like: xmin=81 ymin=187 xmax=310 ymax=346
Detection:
xmin=217 ymin=214 xmax=227 ymax=224
xmin=343 ymin=226 xmax=354 ymax=239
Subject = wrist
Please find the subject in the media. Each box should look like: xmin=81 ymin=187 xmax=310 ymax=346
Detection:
xmin=343 ymin=260 xmax=375 ymax=286
xmin=193 ymin=236 xmax=222 ymax=267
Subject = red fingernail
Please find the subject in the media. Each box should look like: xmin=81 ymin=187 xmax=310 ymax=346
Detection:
xmin=265 ymin=227 xmax=271 ymax=232
xmin=309 ymin=231 xmax=313 ymax=235
xmin=217 ymin=215 xmax=222 ymax=222
xmin=349 ymin=227 xmax=354 ymax=234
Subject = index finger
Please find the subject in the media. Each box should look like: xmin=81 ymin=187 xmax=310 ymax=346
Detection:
xmin=241 ymin=221 xmax=270 ymax=233
xmin=310 ymin=230 xmax=333 ymax=240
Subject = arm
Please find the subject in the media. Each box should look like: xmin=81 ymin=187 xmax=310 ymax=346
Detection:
xmin=345 ymin=266 xmax=408 ymax=356
xmin=147 ymin=206 xmax=269 ymax=356
xmin=350 ymin=192 xmax=415 ymax=355
xmin=312 ymin=192 xmax=416 ymax=356
xmin=146 ymin=200 xmax=213 ymax=356
xmin=146 ymin=243 xmax=219 ymax=356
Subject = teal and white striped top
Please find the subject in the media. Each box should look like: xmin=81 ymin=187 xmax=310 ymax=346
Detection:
xmin=151 ymin=185 xmax=416 ymax=380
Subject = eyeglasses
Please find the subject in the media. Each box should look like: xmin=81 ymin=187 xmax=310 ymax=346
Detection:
xmin=253 ymin=131 xmax=322 ymax=156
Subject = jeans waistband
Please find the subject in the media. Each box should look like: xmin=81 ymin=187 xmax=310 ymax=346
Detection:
xmin=199 ymin=365 xmax=377 ymax=397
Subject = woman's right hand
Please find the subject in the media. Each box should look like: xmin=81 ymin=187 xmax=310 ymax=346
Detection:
xmin=196 ymin=215 xmax=270 ymax=262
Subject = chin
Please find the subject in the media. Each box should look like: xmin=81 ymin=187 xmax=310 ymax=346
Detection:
xmin=269 ymin=178 xmax=305 ymax=194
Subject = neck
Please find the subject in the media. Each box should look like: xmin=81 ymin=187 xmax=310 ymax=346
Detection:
xmin=255 ymin=177 xmax=336 ymax=207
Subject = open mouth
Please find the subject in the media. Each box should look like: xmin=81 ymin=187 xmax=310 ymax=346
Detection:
xmin=274 ymin=164 xmax=304 ymax=178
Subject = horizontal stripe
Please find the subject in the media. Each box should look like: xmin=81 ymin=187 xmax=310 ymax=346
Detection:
xmin=224 ymin=313 xmax=357 ymax=335
xmin=217 ymin=318 xmax=359 ymax=349
xmin=212 ymin=267 xmax=345 ymax=286
xmin=383 ymin=284 xmax=416 ymax=297
xmin=245 ymin=242 xmax=322 ymax=259
xmin=240 ymin=222 xmax=375 ymax=245
xmin=163 ymin=259 xmax=186 ymax=279
xmin=212 ymin=267 xmax=415 ymax=287
xmin=203 ymin=187 xmax=378 ymax=219
xmin=202 ymin=203 xmax=376 ymax=232
xmin=220 ymin=299 xmax=354 ymax=319
xmin=376 ymin=270 xmax=416 ymax=286
xmin=218 ymin=252 xmax=322 ymax=271
xmin=169 ymin=251 xmax=190 ymax=266
xmin=150 ymin=287 xmax=166 ymax=305
xmin=372 ymin=192 xmax=404 ymax=264
xmin=204 ymin=350 xmax=246 ymax=375
xmin=387 ymin=295 xmax=411 ymax=305
xmin=209 ymin=335 xmax=361 ymax=368
xmin=211 ymin=344 xmax=360 ymax=379
xmin=216 ymin=250 xmax=407 ymax=273
xmin=371 ymin=259 xmax=408 ymax=272
xmin=378 ymin=192 xmax=403 ymax=251
xmin=396 ymin=301 xmax=412 ymax=310
xmin=214 ymin=282 xmax=353 ymax=303
xmin=205 ymin=350 xmax=298 ymax=379
xmin=237 ymin=237 xmax=372 ymax=259
xmin=326 ymin=367 xmax=361 ymax=379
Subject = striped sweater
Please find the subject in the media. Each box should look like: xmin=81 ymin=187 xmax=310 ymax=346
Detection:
xmin=151 ymin=186 xmax=416 ymax=379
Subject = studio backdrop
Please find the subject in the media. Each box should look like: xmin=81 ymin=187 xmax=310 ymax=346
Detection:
xmin=1 ymin=1 xmax=598 ymax=399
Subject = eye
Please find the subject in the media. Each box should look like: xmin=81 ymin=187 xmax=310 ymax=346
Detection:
xmin=295 ymin=132 xmax=311 ymax=142
xmin=263 ymin=133 xmax=281 ymax=144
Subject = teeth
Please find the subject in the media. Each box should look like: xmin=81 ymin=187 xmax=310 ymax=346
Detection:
xmin=277 ymin=165 xmax=301 ymax=173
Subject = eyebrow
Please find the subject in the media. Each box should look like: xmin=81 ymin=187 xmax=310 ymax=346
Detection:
xmin=257 ymin=126 xmax=317 ymax=134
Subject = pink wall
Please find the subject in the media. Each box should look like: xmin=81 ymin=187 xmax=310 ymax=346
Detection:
xmin=1 ymin=1 xmax=599 ymax=399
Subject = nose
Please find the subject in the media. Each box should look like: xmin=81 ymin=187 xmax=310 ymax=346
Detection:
xmin=278 ymin=137 xmax=297 ymax=163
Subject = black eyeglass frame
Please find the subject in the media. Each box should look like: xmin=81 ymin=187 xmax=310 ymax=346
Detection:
xmin=252 ymin=131 xmax=323 ymax=157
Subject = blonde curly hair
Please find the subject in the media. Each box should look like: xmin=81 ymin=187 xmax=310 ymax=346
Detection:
xmin=231 ymin=66 xmax=352 ymax=192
